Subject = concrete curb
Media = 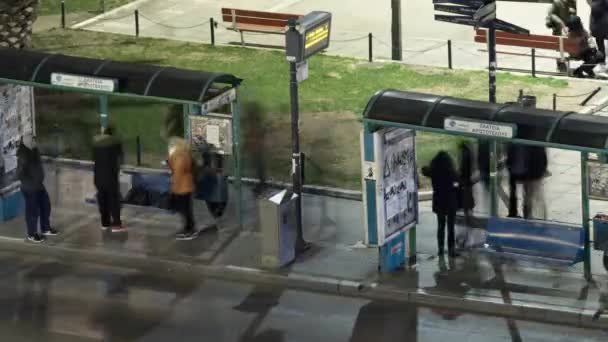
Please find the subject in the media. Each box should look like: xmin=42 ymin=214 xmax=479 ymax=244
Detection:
xmin=71 ymin=0 xmax=154 ymax=29
xmin=1 ymin=237 xmax=605 ymax=330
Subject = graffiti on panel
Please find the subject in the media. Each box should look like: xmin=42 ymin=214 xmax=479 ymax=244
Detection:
xmin=0 ymin=85 xmax=34 ymax=174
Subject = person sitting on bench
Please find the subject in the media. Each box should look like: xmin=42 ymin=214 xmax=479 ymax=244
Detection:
xmin=566 ymin=15 xmax=603 ymax=78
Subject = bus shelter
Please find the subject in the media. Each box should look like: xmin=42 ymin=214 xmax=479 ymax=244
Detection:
xmin=0 ymin=47 xmax=244 ymax=228
xmin=361 ymin=89 xmax=608 ymax=280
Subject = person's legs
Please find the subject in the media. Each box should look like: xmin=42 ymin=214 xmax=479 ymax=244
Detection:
xmin=184 ymin=194 xmax=195 ymax=232
xmin=39 ymin=188 xmax=54 ymax=233
xmin=508 ymin=175 xmax=518 ymax=217
xmin=437 ymin=214 xmax=446 ymax=255
xmin=174 ymin=194 xmax=195 ymax=237
xmin=109 ymin=186 xmax=122 ymax=226
xmin=97 ymin=189 xmax=111 ymax=228
xmin=596 ymin=37 xmax=606 ymax=65
xmin=22 ymin=191 xmax=39 ymax=237
xmin=447 ymin=211 xmax=456 ymax=256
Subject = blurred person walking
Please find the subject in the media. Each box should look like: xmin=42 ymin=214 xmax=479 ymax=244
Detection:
xmin=243 ymin=102 xmax=268 ymax=195
xmin=93 ymin=127 xmax=124 ymax=232
xmin=422 ymin=151 xmax=460 ymax=257
xmin=17 ymin=136 xmax=59 ymax=243
xmin=168 ymin=137 xmax=197 ymax=240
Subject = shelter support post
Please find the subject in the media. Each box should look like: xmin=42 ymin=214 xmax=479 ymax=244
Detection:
xmin=183 ymin=104 xmax=190 ymax=141
xmin=99 ymin=95 xmax=109 ymax=130
xmin=231 ymin=96 xmax=242 ymax=229
xmin=490 ymin=141 xmax=498 ymax=217
xmin=581 ymin=152 xmax=592 ymax=281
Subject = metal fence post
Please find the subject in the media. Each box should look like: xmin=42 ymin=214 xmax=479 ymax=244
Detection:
xmin=553 ymin=93 xmax=557 ymax=111
xmin=210 ymin=18 xmax=216 ymax=45
xmin=531 ymin=48 xmax=536 ymax=78
xmin=61 ymin=0 xmax=66 ymax=29
xmin=368 ymin=33 xmax=373 ymax=62
xmin=581 ymin=152 xmax=592 ymax=282
xmin=101 ymin=0 xmax=106 ymax=13
xmin=136 ymin=136 xmax=142 ymax=166
xmin=135 ymin=10 xmax=140 ymax=37
xmin=448 ymin=40 xmax=452 ymax=69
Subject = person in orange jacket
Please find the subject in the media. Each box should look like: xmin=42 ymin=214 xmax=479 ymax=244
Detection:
xmin=167 ymin=137 xmax=197 ymax=240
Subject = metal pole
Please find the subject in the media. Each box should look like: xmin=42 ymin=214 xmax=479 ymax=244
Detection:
xmin=391 ymin=0 xmax=403 ymax=61
xmin=288 ymin=21 xmax=308 ymax=253
xmin=531 ymin=48 xmax=536 ymax=78
xmin=448 ymin=40 xmax=453 ymax=69
xmin=136 ymin=136 xmax=142 ymax=166
xmin=488 ymin=21 xmax=497 ymax=103
xmin=231 ymin=96 xmax=243 ymax=229
xmin=368 ymin=33 xmax=373 ymax=63
xmin=99 ymin=95 xmax=109 ymax=130
xmin=61 ymin=0 xmax=66 ymax=29
xmin=135 ymin=10 xmax=140 ymax=37
xmin=553 ymin=93 xmax=557 ymax=111
xmin=581 ymin=152 xmax=592 ymax=281
xmin=210 ymin=18 xmax=216 ymax=46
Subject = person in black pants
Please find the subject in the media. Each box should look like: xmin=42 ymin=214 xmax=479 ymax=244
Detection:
xmin=422 ymin=151 xmax=460 ymax=257
xmin=93 ymin=127 xmax=124 ymax=232
xmin=17 ymin=136 xmax=59 ymax=243
xmin=590 ymin=0 xmax=608 ymax=72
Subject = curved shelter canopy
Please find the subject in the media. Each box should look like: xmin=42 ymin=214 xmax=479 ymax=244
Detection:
xmin=364 ymin=90 xmax=608 ymax=153
xmin=0 ymin=47 xmax=242 ymax=104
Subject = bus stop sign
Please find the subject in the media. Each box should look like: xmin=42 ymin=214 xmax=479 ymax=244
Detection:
xmin=286 ymin=11 xmax=332 ymax=63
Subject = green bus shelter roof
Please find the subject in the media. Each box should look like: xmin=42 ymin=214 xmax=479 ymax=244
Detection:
xmin=363 ymin=89 xmax=608 ymax=153
xmin=0 ymin=47 xmax=242 ymax=103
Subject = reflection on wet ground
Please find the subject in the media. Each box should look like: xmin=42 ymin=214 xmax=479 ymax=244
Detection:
xmin=0 ymin=253 xmax=606 ymax=342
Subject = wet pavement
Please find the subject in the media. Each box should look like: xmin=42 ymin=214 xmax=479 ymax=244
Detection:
xmin=0 ymin=251 xmax=606 ymax=342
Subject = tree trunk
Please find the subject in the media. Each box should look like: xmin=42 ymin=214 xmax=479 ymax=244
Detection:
xmin=0 ymin=0 xmax=39 ymax=49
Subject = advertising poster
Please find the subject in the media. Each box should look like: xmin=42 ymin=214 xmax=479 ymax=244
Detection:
xmin=189 ymin=115 xmax=233 ymax=155
xmin=375 ymin=128 xmax=418 ymax=241
xmin=0 ymin=85 xmax=34 ymax=174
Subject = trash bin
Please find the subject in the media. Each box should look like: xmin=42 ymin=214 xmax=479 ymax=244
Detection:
xmin=258 ymin=189 xmax=298 ymax=269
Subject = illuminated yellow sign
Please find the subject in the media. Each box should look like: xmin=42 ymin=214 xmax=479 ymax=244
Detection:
xmin=305 ymin=23 xmax=330 ymax=50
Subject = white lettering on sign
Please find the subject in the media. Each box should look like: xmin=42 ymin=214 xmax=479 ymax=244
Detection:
xmin=51 ymin=73 xmax=117 ymax=92
xmin=444 ymin=117 xmax=515 ymax=138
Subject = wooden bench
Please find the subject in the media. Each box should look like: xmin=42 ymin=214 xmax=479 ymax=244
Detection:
xmin=221 ymin=8 xmax=302 ymax=46
xmin=474 ymin=28 xmax=578 ymax=74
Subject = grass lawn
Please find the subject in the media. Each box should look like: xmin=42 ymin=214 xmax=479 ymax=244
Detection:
xmin=38 ymin=0 xmax=133 ymax=16
xmin=30 ymin=29 xmax=569 ymax=190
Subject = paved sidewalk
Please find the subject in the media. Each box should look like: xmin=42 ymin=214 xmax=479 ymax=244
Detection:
xmin=1 ymin=157 xmax=608 ymax=328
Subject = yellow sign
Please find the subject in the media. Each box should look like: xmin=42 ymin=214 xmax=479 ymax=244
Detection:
xmin=304 ymin=23 xmax=330 ymax=50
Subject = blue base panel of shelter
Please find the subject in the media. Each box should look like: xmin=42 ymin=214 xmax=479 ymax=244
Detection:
xmin=0 ymin=187 xmax=24 ymax=223
xmin=484 ymin=217 xmax=585 ymax=266
xmin=379 ymin=230 xmax=407 ymax=272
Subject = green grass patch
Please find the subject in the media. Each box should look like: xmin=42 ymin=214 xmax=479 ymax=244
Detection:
xmin=30 ymin=29 xmax=569 ymax=190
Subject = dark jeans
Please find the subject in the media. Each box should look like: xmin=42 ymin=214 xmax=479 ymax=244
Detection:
xmin=172 ymin=193 xmax=194 ymax=232
xmin=437 ymin=212 xmax=455 ymax=254
xmin=97 ymin=186 xmax=122 ymax=227
xmin=206 ymin=201 xmax=227 ymax=219
xmin=597 ymin=36 xmax=606 ymax=64
xmin=23 ymin=189 xmax=51 ymax=236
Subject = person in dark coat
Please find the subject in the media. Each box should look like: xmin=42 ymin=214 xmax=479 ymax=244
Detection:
xmin=459 ymin=142 xmax=475 ymax=225
xmin=16 ymin=136 xmax=58 ymax=243
xmin=422 ymin=151 xmax=459 ymax=257
xmin=93 ymin=127 xmax=124 ymax=232
xmin=566 ymin=15 xmax=601 ymax=78
xmin=521 ymin=146 xmax=548 ymax=219
xmin=590 ymin=0 xmax=608 ymax=71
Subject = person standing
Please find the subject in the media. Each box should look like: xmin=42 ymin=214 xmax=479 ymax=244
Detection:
xmin=458 ymin=142 xmax=475 ymax=249
xmin=546 ymin=0 xmax=577 ymax=72
xmin=422 ymin=151 xmax=460 ymax=257
xmin=168 ymin=137 xmax=197 ymax=240
xmin=17 ymin=136 xmax=59 ymax=243
xmin=93 ymin=127 xmax=124 ymax=232
xmin=590 ymin=0 xmax=608 ymax=73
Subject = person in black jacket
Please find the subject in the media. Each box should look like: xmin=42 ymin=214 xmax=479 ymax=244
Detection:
xmin=93 ymin=127 xmax=124 ymax=232
xmin=422 ymin=151 xmax=459 ymax=257
xmin=590 ymin=0 xmax=608 ymax=72
xmin=17 ymin=136 xmax=58 ymax=243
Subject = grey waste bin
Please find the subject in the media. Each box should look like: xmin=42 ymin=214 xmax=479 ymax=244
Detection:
xmin=258 ymin=189 xmax=298 ymax=269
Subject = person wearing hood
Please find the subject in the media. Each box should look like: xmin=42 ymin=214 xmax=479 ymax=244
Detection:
xmin=16 ymin=135 xmax=59 ymax=243
xmin=93 ymin=127 xmax=124 ymax=232
xmin=590 ymin=0 xmax=608 ymax=73
xmin=422 ymin=151 xmax=460 ymax=257
xmin=167 ymin=137 xmax=197 ymax=240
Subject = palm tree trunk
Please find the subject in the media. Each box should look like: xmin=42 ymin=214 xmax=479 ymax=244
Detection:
xmin=0 ymin=0 xmax=39 ymax=49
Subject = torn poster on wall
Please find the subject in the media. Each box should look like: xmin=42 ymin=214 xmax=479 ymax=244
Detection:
xmin=0 ymin=85 xmax=35 ymax=175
